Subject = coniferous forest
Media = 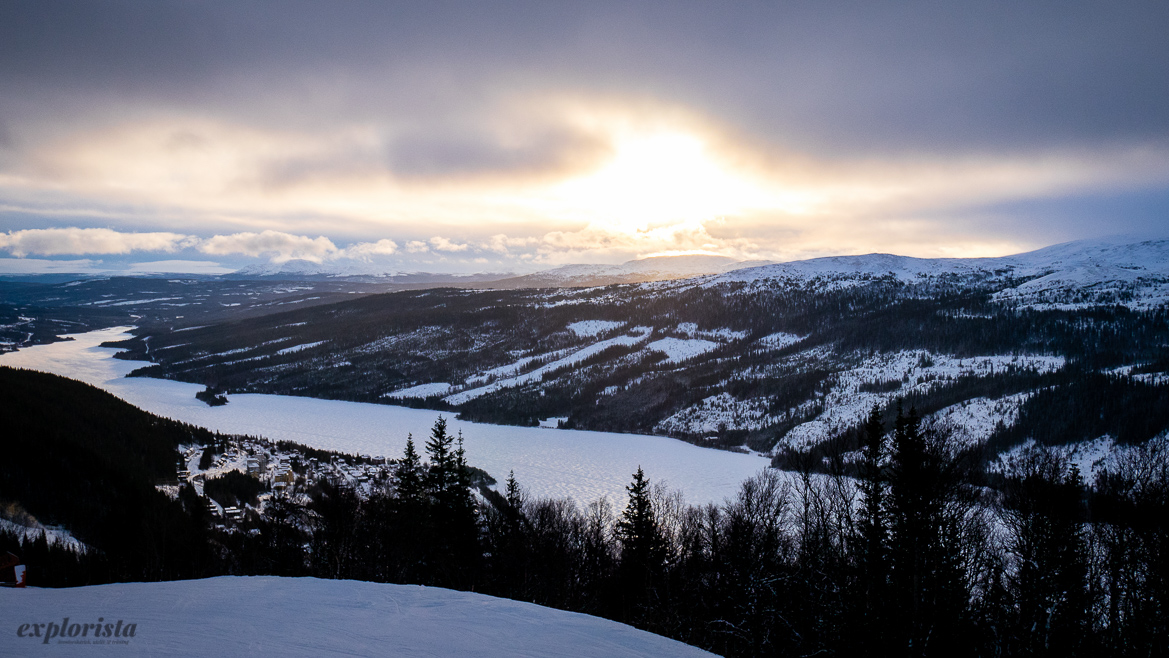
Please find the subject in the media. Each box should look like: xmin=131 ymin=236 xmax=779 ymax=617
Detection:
xmin=3 ymin=367 xmax=1166 ymax=657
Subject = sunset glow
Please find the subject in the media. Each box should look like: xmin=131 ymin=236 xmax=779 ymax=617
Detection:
xmin=0 ymin=3 xmax=1166 ymax=273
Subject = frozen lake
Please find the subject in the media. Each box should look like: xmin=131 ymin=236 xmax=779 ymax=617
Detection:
xmin=0 ymin=328 xmax=772 ymax=506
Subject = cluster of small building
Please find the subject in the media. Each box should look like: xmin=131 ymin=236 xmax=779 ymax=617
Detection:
xmin=171 ymin=439 xmax=398 ymax=531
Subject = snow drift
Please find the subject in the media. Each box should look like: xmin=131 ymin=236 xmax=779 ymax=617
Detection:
xmin=0 ymin=576 xmax=714 ymax=657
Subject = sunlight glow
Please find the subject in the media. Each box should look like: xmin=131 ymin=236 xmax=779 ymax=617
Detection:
xmin=544 ymin=131 xmax=812 ymax=232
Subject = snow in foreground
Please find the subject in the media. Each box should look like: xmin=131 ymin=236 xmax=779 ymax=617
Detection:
xmin=0 ymin=328 xmax=770 ymax=506
xmin=0 ymin=576 xmax=714 ymax=657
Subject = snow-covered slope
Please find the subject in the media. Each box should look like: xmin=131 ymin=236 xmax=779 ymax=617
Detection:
xmin=0 ymin=576 xmax=714 ymax=656
xmin=232 ymin=260 xmax=515 ymax=284
xmin=491 ymin=254 xmax=772 ymax=288
xmin=714 ymin=237 xmax=1169 ymax=309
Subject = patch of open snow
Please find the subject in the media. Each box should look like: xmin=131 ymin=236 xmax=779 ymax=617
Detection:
xmin=465 ymin=351 xmax=570 ymax=386
xmin=383 ymin=382 xmax=453 ymax=399
xmin=656 ymin=392 xmax=772 ymax=436
xmin=1065 ymin=436 xmax=1121 ymax=477
xmin=758 ymin=332 xmax=806 ymax=349
xmin=645 ymin=337 xmax=719 ymax=364
xmin=675 ymin=323 xmax=748 ymax=341
xmin=540 ymin=417 xmax=568 ymax=428
xmin=276 ymin=341 xmax=327 ymax=355
xmin=0 ymin=576 xmax=714 ymax=657
xmin=567 ymin=320 xmax=625 ymax=337
xmin=0 ymin=519 xmax=87 ymax=554
xmin=445 ymin=329 xmax=653 ymax=405
xmin=925 ymin=394 xmax=1030 ymax=449
xmin=93 ymin=297 xmax=183 ymax=307
xmin=990 ymin=436 xmax=1129 ymax=480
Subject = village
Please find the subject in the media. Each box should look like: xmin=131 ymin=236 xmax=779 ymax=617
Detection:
xmin=166 ymin=438 xmax=395 ymax=530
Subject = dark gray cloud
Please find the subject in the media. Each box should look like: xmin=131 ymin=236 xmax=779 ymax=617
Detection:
xmin=939 ymin=185 xmax=1169 ymax=243
xmin=385 ymin=124 xmax=609 ymax=180
xmin=2 ymin=0 xmax=1167 ymax=165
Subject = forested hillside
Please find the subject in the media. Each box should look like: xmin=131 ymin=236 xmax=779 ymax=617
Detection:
xmin=111 ymin=239 xmax=1169 ymax=467
xmin=0 ymin=367 xmax=219 ymax=584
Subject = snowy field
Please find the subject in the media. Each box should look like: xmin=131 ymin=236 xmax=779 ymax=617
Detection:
xmin=443 ymin=327 xmax=652 ymax=405
xmin=0 ymin=576 xmax=714 ymax=657
xmin=0 ymin=328 xmax=771 ymax=506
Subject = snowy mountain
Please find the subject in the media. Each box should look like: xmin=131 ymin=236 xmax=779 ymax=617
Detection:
xmin=231 ymin=259 xmax=515 ymax=285
xmin=230 ymin=254 xmax=771 ymax=288
xmin=489 ymin=254 xmax=772 ymax=288
xmin=1 ymin=576 xmax=714 ymax=656
xmin=716 ymin=237 xmax=1169 ymax=309
xmin=225 ymin=238 xmax=1169 ymax=302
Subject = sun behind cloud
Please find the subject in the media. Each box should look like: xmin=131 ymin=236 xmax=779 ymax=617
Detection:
xmin=543 ymin=130 xmax=804 ymax=234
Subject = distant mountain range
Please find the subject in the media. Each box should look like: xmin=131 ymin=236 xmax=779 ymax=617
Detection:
xmin=226 ymin=238 xmax=1169 ymax=305
xmin=228 ymin=252 xmax=772 ymax=287
xmin=713 ymin=237 xmax=1169 ymax=309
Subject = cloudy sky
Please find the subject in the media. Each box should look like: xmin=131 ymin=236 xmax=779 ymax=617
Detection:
xmin=1 ymin=1 xmax=1168 ymax=274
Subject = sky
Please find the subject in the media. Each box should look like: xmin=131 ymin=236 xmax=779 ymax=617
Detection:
xmin=1 ymin=1 xmax=1168 ymax=275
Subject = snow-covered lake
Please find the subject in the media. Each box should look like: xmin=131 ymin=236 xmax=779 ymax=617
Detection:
xmin=0 ymin=328 xmax=771 ymax=506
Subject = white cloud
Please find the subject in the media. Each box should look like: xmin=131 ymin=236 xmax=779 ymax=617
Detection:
xmin=536 ymin=218 xmax=764 ymax=264
xmin=405 ymin=240 xmax=430 ymax=253
xmin=341 ymin=239 xmax=398 ymax=259
xmin=0 ymin=227 xmax=195 ymax=257
xmin=481 ymin=233 xmax=538 ymax=254
xmin=429 ymin=236 xmax=470 ymax=252
xmin=198 ymin=230 xmax=339 ymax=263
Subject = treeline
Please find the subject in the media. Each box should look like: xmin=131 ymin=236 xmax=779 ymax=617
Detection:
xmin=215 ymin=414 xmax=1165 ymax=657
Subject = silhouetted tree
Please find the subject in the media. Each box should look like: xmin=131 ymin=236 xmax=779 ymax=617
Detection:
xmin=616 ymin=467 xmax=668 ymax=622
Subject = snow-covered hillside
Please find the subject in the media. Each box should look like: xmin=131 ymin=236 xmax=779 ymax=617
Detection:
xmin=231 ymin=253 xmax=769 ymax=288
xmin=0 ymin=576 xmax=714 ymax=657
xmin=715 ymin=237 xmax=1169 ymax=309
xmin=490 ymin=253 xmax=771 ymax=288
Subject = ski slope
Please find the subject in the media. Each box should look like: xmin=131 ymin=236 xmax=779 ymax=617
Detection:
xmin=0 ymin=576 xmax=714 ymax=657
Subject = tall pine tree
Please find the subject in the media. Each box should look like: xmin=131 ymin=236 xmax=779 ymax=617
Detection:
xmin=616 ymin=467 xmax=668 ymax=623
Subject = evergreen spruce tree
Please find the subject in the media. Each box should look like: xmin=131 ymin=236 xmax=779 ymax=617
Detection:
xmin=853 ymin=404 xmax=890 ymax=655
xmin=425 ymin=417 xmax=457 ymax=500
xmin=422 ymin=418 xmax=480 ymax=587
xmin=394 ymin=434 xmax=424 ymax=503
xmin=386 ymin=434 xmax=428 ymax=583
xmin=886 ymin=404 xmax=966 ymax=656
xmin=616 ymin=467 xmax=667 ymax=622
xmin=505 ymin=470 xmax=523 ymax=512
xmin=493 ymin=469 xmax=532 ymax=597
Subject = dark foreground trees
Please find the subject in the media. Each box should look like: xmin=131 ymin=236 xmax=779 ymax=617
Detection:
xmin=10 ymin=405 xmax=1168 ymax=657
